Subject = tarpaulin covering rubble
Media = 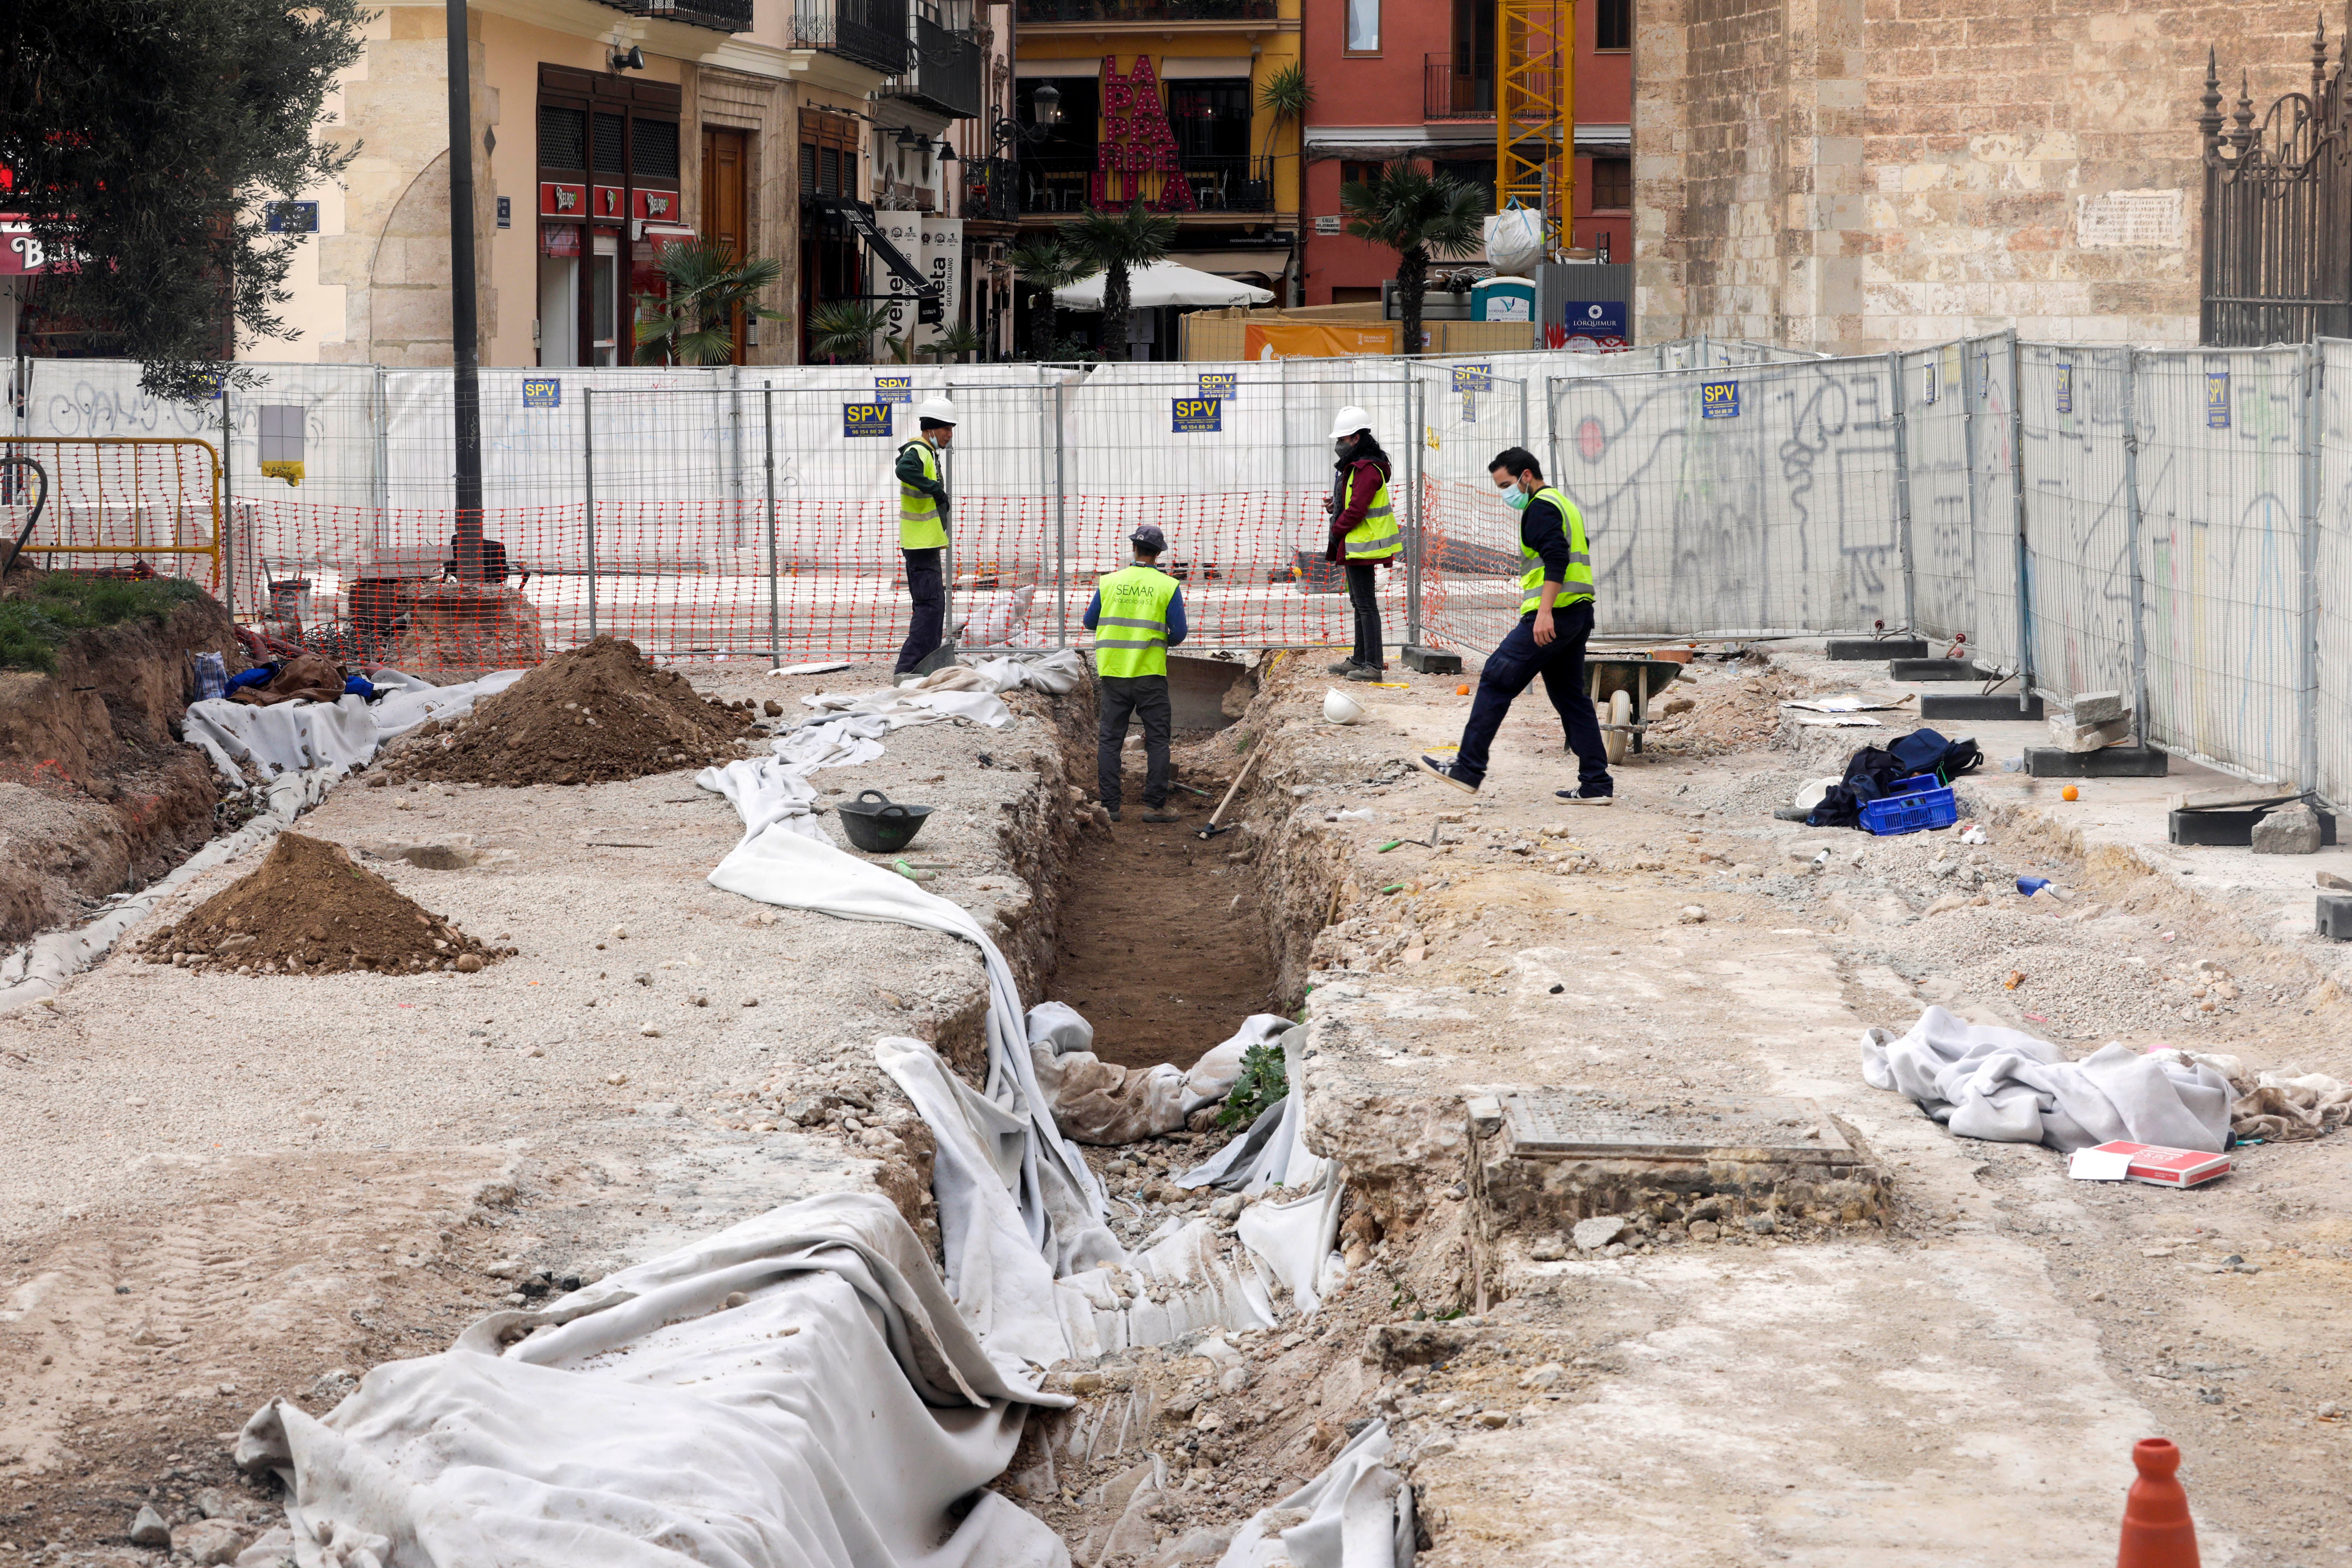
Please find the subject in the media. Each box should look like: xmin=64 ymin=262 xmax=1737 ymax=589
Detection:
xmin=1862 ymin=1005 xmax=2234 ymax=1152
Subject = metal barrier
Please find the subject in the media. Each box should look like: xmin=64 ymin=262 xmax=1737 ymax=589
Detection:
xmin=13 ymin=341 xmax=2352 ymax=811
xmin=0 ymin=437 xmax=223 ymax=590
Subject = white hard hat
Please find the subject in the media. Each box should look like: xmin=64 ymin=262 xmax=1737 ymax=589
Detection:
xmin=1329 ymin=406 xmax=1372 ymax=440
xmin=917 ymin=395 xmax=959 ymax=425
xmin=1322 ymin=687 xmax=1367 ymax=725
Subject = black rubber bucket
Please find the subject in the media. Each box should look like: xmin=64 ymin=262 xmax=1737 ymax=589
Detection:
xmin=835 ymin=789 xmax=934 ymax=854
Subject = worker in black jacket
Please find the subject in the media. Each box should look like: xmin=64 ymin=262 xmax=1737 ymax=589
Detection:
xmin=1419 ymin=447 xmax=1614 ymax=803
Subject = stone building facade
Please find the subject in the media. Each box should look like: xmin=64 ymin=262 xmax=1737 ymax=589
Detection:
xmin=1634 ymin=0 xmax=2325 ymax=350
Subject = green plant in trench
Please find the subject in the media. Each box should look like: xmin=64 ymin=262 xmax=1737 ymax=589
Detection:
xmin=1218 ymin=1041 xmax=1288 ymax=1129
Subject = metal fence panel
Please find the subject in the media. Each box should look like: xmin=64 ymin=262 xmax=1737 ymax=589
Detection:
xmin=1538 ymin=356 xmax=1904 ymax=637
xmin=2320 ymin=340 xmax=2352 ymax=807
xmin=1962 ymin=334 xmax=2024 ymax=677
xmin=1415 ymin=365 xmax=1532 ymax=656
xmin=2135 ymin=346 xmax=2310 ymax=784
xmin=1902 ymin=342 xmax=1973 ymax=643
xmin=2017 ymin=343 xmax=2136 ymax=704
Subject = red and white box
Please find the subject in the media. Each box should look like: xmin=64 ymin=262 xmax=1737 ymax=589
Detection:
xmin=2078 ymin=1140 xmax=2232 ymax=1189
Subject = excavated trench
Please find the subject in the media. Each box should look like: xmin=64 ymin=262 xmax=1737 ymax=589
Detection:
xmin=1040 ymin=655 xmax=1304 ymax=1072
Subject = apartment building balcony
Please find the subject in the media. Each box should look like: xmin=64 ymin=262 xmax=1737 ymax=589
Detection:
xmin=881 ymin=15 xmax=985 ymax=118
xmin=1424 ymin=54 xmax=1495 ymax=120
xmin=603 ymin=0 xmax=756 ymax=32
xmin=1015 ymin=0 xmax=1280 ymax=29
xmin=1019 ymin=154 xmax=1275 ymax=215
xmin=789 ymin=0 xmax=912 ymax=75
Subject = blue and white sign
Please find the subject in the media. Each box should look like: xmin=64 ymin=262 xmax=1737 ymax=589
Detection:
xmin=1197 ymin=372 xmax=1235 ymax=400
xmin=1700 ymin=380 xmax=1740 ymax=420
xmin=1563 ymin=301 xmax=1628 ymax=348
xmin=2056 ymin=363 xmax=2074 ymax=415
xmin=874 ymin=375 xmax=913 ymax=405
xmin=1452 ymin=364 xmax=1492 ymax=393
xmin=1171 ymin=397 xmax=1223 ymax=434
xmin=2205 ymin=371 xmax=2231 ymax=430
xmin=521 ymin=377 xmax=561 ymax=409
xmin=843 ymin=402 xmax=894 ymax=438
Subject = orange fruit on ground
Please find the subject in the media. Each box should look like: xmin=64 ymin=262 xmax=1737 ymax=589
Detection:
xmin=2061 ymin=785 xmax=2079 ymax=801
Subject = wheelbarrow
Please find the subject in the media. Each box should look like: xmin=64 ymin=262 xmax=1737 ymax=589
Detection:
xmin=1587 ymin=654 xmax=1685 ymax=764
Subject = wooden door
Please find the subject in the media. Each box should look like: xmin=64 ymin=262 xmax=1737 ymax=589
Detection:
xmin=701 ymin=128 xmax=750 ymax=363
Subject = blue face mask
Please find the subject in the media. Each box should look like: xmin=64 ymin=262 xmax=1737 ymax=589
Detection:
xmin=1501 ymin=488 xmax=1531 ymax=512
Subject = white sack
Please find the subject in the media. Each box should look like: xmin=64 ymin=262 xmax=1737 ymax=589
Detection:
xmin=182 ymin=667 xmax=526 ymax=782
xmin=1862 ymin=1005 xmax=2233 ymax=1153
xmin=1482 ymin=208 xmax=1545 ymax=277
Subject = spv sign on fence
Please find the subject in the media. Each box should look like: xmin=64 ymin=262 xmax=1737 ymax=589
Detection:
xmin=521 ymin=378 xmax=561 ymax=409
xmin=2206 ymin=370 xmax=2231 ymax=430
xmin=842 ymin=402 xmax=893 ymax=438
xmin=1172 ymin=397 xmax=1223 ymax=433
xmin=874 ymin=376 xmax=913 ymax=405
xmin=1700 ymin=380 xmax=1740 ymax=419
xmin=1197 ymin=372 xmax=1234 ymax=400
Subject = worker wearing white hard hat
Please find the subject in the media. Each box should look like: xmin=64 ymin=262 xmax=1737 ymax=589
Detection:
xmin=1323 ymin=405 xmax=1400 ymax=682
xmin=893 ymin=396 xmax=960 ymax=678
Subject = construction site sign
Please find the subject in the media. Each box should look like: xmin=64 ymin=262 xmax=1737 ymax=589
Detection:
xmin=1197 ymin=372 xmax=1235 ymax=399
xmin=1242 ymin=322 xmax=1398 ymax=360
xmin=874 ymin=375 xmax=913 ymax=405
xmin=521 ymin=377 xmax=561 ymax=409
xmin=1171 ymin=397 xmax=1224 ymax=434
xmin=842 ymin=402 xmax=894 ymax=438
xmin=1701 ymin=379 xmax=1741 ymax=419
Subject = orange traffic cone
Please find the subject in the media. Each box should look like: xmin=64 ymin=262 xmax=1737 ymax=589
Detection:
xmin=2117 ymin=1438 xmax=2200 ymax=1567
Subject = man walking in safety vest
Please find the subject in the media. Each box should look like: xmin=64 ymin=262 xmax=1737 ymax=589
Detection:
xmin=892 ymin=396 xmax=958 ymax=680
xmin=1083 ymin=524 xmax=1188 ymax=824
xmin=1419 ymin=447 xmax=1613 ymax=803
xmin=1323 ymin=406 xmax=1400 ymax=681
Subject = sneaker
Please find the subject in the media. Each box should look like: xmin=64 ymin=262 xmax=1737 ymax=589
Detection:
xmin=1555 ymin=788 xmax=1615 ymax=806
xmin=1344 ymin=664 xmax=1384 ymax=682
xmin=1419 ymin=755 xmax=1481 ymax=794
xmin=1142 ymin=810 xmax=1179 ymax=823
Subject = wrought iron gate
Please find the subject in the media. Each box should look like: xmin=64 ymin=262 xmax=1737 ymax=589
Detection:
xmin=2199 ymin=27 xmax=2352 ymax=345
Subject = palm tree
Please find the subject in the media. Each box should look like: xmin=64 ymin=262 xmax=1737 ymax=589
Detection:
xmin=1339 ymin=162 xmax=1487 ymax=357
xmin=806 ymin=301 xmax=894 ymax=365
xmin=1069 ymin=201 xmax=1178 ymax=361
xmin=632 ymin=239 xmax=786 ymax=365
xmin=1256 ymin=62 xmax=1312 ymax=164
xmin=1008 ymin=236 xmax=1087 ymax=361
xmin=919 ymin=323 xmax=986 ymax=364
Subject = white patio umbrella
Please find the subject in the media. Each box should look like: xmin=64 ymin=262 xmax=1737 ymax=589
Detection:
xmin=1054 ymin=261 xmax=1275 ymax=310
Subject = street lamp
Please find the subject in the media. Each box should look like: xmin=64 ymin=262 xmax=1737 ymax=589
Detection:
xmin=444 ymin=0 xmax=484 ymax=584
xmin=993 ymin=82 xmax=1062 ymax=147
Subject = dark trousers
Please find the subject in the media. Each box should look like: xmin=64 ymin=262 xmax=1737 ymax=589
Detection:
xmin=894 ymin=547 xmax=944 ymax=674
xmin=1454 ymin=599 xmax=1611 ymax=793
xmin=1097 ymin=673 xmax=1172 ymax=811
xmin=1345 ymin=560 xmax=1384 ymax=670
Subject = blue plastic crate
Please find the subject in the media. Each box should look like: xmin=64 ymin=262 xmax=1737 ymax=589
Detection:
xmin=1858 ymin=772 xmax=1959 ymax=836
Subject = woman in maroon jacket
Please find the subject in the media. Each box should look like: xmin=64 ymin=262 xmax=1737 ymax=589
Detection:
xmin=1324 ymin=406 xmax=1397 ymax=681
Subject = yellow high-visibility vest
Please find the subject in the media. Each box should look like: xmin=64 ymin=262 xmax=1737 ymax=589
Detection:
xmin=1340 ymin=467 xmax=1400 ymax=561
xmin=1517 ymin=486 xmax=1595 ymax=615
xmin=1092 ymin=564 xmax=1178 ymax=679
xmin=898 ymin=438 xmax=948 ymax=550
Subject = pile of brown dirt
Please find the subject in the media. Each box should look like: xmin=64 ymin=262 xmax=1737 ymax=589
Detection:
xmin=142 ymin=831 xmax=507 ymax=976
xmin=381 ymin=635 xmax=760 ymax=787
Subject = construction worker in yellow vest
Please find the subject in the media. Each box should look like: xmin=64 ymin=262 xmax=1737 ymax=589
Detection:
xmin=892 ymin=396 xmax=958 ymax=680
xmin=1420 ymin=446 xmax=1612 ymax=804
xmin=1083 ymin=524 xmax=1190 ymax=824
xmin=1322 ymin=405 xmax=1400 ymax=681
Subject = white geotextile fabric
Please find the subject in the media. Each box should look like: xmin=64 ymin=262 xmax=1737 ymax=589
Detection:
xmin=1863 ymin=1005 xmax=2234 ymax=1153
xmin=703 ymin=652 xmax=1086 ymax=846
xmin=1026 ymin=1004 xmax=1287 ymax=1146
xmin=234 ymin=1193 xmax=1075 ymax=1568
xmin=182 ymin=667 xmax=526 ymax=782
xmin=1173 ymin=1028 xmax=1348 ymax=1314
xmin=1214 ymin=1421 xmax=1409 ymax=1568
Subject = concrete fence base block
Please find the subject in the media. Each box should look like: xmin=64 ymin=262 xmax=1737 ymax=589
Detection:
xmin=2319 ymin=894 xmax=2352 ymax=941
xmin=1828 ymin=637 xmax=1929 ymax=661
xmin=1888 ymin=658 xmax=1987 ymax=681
xmin=2028 ymin=745 xmax=2169 ymax=778
xmin=1401 ymin=645 xmax=1464 ymax=675
xmin=1921 ymin=692 xmax=2044 ymax=722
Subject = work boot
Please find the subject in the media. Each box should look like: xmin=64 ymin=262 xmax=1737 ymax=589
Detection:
xmin=1327 ymin=658 xmax=1362 ymax=676
xmin=1142 ymin=808 xmax=1179 ymax=823
xmin=1105 ymin=808 xmax=1122 ymax=823
xmin=1345 ymin=664 xmax=1383 ymax=682
xmin=1419 ymin=755 xmax=1481 ymax=794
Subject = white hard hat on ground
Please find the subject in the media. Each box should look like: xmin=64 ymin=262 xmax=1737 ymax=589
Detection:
xmin=1329 ymin=406 xmax=1372 ymax=440
xmin=917 ymin=396 xmax=959 ymax=425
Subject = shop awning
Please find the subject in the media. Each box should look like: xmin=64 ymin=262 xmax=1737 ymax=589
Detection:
xmin=1165 ymin=249 xmax=1294 ymax=283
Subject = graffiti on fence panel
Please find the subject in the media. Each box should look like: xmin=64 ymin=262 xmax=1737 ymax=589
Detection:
xmin=1540 ymin=359 xmax=1904 ymax=635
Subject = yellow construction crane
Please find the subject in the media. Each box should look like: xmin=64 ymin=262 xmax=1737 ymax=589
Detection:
xmin=1495 ymin=0 xmax=1574 ymax=256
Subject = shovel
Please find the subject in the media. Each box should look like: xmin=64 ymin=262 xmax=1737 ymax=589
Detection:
xmin=1195 ymin=737 xmax=1267 ymax=841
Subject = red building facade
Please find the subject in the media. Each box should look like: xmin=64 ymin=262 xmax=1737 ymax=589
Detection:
xmin=1297 ymin=0 xmax=1631 ymax=305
